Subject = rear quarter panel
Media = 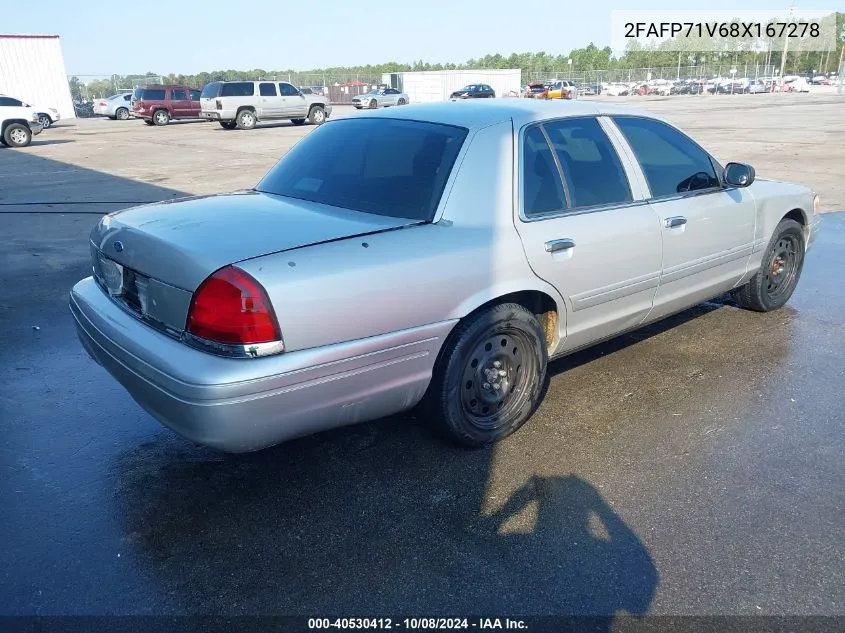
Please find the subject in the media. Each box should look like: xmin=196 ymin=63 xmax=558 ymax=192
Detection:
xmin=236 ymin=120 xmax=565 ymax=353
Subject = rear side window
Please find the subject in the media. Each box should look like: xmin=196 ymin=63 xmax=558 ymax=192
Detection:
xmin=141 ymin=89 xmax=166 ymax=100
xmin=259 ymin=83 xmax=277 ymax=96
xmin=613 ymin=116 xmax=720 ymax=197
xmin=256 ymin=118 xmax=468 ymax=221
xmin=220 ymin=82 xmax=255 ymax=97
xmin=0 ymin=97 xmax=23 ymax=106
xmin=200 ymin=82 xmax=221 ymax=99
xmin=522 ymin=126 xmax=567 ymax=216
xmin=133 ymin=88 xmax=143 ymax=100
xmin=543 ymin=118 xmax=632 ymax=208
xmin=171 ymin=89 xmax=187 ymax=100
xmin=189 ymin=90 xmax=201 ymax=101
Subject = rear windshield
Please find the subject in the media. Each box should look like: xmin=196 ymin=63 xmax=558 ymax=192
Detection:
xmin=140 ymin=88 xmax=166 ymax=100
xmin=201 ymin=82 xmax=221 ymax=98
xmin=255 ymin=118 xmax=468 ymax=221
xmin=220 ymin=82 xmax=255 ymax=97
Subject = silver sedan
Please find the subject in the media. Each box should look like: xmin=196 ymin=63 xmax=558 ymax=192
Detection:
xmin=352 ymin=87 xmax=409 ymax=109
xmin=71 ymin=100 xmax=821 ymax=453
xmin=92 ymin=93 xmax=133 ymax=119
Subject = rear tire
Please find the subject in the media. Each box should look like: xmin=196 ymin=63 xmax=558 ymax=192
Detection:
xmin=144 ymin=120 xmax=155 ymax=125
xmin=731 ymin=219 xmax=805 ymax=312
xmin=308 ymin=105 xmax=326 ymax=125
xmin=115 ymin=107 xmax=129 ymax=120
xmin=3 ymin=123 xmax=32 ymax=148
xmin=291 ymin=118 xmax=306 ymax=126
xmin=428 ymin=303 xmax=548 ymax=448
xmin=369 ymin=99 xmax=378 ymax=109
xmin=397 ymin=98 xmax=406 ymax=105
xmin=236 ymin=109 xmax=256 ymax=130
xmin=219 ymin=121 xmax=237 ymax=129
xmin=152 ymin=109 xmax=170 ymax=126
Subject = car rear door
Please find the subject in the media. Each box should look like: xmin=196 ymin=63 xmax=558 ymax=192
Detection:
xmin=608 ymin=115 xmax=756 ymax=323
xmin=258 ymin=82 xmax=280 ymax=118
xmin=169 ymin=89 xmax=188 ymax=118
xmin=513 ymin=116 xmax=663 ymax=353
xmin=187 ymin=89 xmax=201 ymax=116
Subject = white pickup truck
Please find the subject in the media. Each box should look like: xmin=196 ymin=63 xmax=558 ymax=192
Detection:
xmin=0 ymin=96 xmax=44 ymax=147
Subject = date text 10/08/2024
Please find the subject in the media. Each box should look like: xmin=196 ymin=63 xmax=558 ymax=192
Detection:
xmin=624 ymin=21 xmax=821 ymax=39
xmin=308 ymin=618 xmax=528 ymax=630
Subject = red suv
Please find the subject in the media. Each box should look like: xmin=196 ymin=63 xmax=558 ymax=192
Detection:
xmin=131 ymin=85 xmax=202 ymax=126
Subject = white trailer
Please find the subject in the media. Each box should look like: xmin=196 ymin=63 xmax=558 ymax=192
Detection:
xmin=0 ymin=34 xmax=75 ymax=121
xmin=382 ymin=69 xmax=522 ymax=103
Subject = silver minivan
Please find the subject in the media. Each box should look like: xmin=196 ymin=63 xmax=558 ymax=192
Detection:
xmin=200 ymin=80 xmax=332 ymax=129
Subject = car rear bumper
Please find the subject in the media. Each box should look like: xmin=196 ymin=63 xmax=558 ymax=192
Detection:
xmin=70 ymin=276 xmax=455 ymax=453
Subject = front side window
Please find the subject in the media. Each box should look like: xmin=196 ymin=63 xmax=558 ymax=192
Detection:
xmin=259 ymin=82 xmax=277 ymax=97
xmin=543 ymin=118 xmax=632 ymax=208
xmin=279 ymin=83 xmax=298 ymax=96
xmin=256 ymin=118 xmax=468 ymax=221
xmin=612 ymin=116 xmax=720 ymax=197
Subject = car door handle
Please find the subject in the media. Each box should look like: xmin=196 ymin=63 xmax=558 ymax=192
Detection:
xmin=545 ymin=238 xmax=576 ymax=253
xmin=664 ymin=216 xmax=687 ymax=228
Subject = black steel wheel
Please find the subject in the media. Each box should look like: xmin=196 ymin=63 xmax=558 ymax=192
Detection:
xmin=732 ymin=218 xmax=805 ymax=312
xmin=428 ymin=303 xmax=548 ymax=447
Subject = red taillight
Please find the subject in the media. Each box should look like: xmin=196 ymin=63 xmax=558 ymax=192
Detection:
xmin=187 ymin=266 xmax=281 ymax=345
xmin=98 ymin=101 xmax=106 ymax=106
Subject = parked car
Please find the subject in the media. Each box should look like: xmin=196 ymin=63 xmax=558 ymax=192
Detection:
xmin=0 ymin=94 xmax=59 ymax=129
xmin=199 ymin=80 xmax=332 ymax=129
xmin=93 ymin=93 xmax=133 ymax=120
xmin=747 ymin=80 xmax=769 ymax=94
xmin=450 ymin=84 xmax=496 ymax=99
xmin=352 ymin=86 xmax=409 ymax=109
xmin=524 ymin=82 xmax=549 ymax=99
xmin=130 ymin=85 xmax=202 ymax=125
xmin=71 ymin=101 xmax=821 ymax=453
xmin=0 ymin=96 xmax=44 ymax=147
xmin=547 ymin=80 xmax=577 ymax=99
xmin=784 ymin=77 xmax=811 ymax=93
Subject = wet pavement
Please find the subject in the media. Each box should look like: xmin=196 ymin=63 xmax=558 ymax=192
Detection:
xmin=1 ymin=127 xmax=844 ymax=620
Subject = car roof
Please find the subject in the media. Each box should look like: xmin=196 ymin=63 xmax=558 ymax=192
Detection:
xmin=347 ymin=99 xmax=659 ymax=130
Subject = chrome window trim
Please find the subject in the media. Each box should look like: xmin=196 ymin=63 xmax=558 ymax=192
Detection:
xmin=516 ymin=115 xmax=640 ymax=223
xmin=604 ymin=114 xmax=727 ymax=203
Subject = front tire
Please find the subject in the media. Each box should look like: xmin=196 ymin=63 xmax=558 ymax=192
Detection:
xmin=732 ymin=219 xmax=805 ymax=312
xmin=3 ymin=123 xmax=32 ymax=147
xmin=291 ymin=118 xmax=306 ymax=126
xmin=152 ymin=109 xmax=170 ymax=126
xmin=219 ymin=121 xmax=237 ymax=129
xmin=369 ymin=99 xmax=378 ymax=109
xmin=37 ymin=114 xmax=52 ymax=129
xmin=115 ymin=107 xmax=129 ymax=120
xmin=397 ymin=98 xmax=406 ymax=105
xmin=429 ymin=303 xmax=548 ymax=447
xmin=144 ymin=120 xmax=155 ymax=125
xmin=236 ymin=109 xmax=256 ymax=130
xmin=308 ymin=105 xmax=326 ymax=125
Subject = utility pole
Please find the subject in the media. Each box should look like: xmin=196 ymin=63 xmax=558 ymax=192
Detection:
xmin=778 ymin=4 xmax=797 ymax=86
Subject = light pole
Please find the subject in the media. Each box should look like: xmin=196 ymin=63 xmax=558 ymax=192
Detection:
xmin=778 ymin=4 xmax=797 ymax=87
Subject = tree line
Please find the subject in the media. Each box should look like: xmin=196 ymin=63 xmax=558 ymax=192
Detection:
xmin=69 ymin=12 xmax=843 ymax=100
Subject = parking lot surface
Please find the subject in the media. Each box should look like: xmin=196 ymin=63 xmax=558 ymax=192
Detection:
xmin=1 ymin=94 xmax=843 ymax=618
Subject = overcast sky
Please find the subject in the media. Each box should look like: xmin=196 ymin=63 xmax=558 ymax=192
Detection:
xmin=2 ymin=0 xmax=838 ymax=76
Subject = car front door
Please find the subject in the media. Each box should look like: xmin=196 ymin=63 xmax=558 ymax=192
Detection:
xmin=278 ymin=82 xmax=306 ymax=117
xmin=513 ymin=116 xmax=663 ymax=354
xmin=608 ymin=115 xmax=757 ymax=322
xmin=258 ymin=82 xmax=280 ymax=118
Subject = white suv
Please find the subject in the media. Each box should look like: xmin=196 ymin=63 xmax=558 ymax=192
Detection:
xmin=0 ymin=95 xmax=43 ymax=147
xmin=199 ymin=80 xmax=332 ymax=129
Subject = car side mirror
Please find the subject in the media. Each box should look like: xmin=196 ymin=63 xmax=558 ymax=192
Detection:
xmin=723 ymin=162 xmax=755 ymax=187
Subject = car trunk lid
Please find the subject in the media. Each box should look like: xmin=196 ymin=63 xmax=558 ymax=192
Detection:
xmin=90 ymin=190 xmax=422 ymax=293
